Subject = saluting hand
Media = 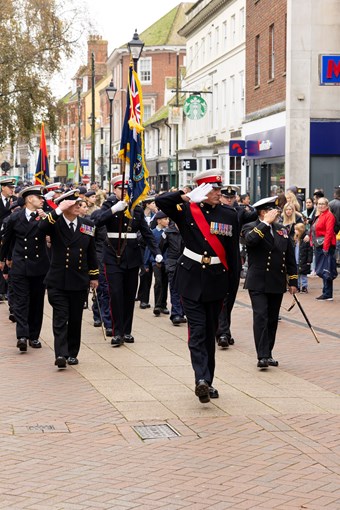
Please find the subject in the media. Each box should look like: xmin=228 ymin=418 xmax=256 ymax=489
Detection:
xmin=58 ymin=200 xmax=77 ymax=211
xmin=263 ymin=208 xmax=280 ymax=224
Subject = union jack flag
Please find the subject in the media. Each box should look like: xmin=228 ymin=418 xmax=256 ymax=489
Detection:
xmin=119 ymin=63 xmax=149 ymax=216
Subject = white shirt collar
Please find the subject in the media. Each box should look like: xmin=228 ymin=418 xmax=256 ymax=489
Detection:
xmin=63 ymin=216 xmax=78 ymax=229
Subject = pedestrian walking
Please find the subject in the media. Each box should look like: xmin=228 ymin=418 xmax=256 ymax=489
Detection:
xmin=0 ymin=177 xmax=16 ymax=300
xmin=0 ymin=186 xmax=50 ymax=352
xmin=94 ymin=176 xmax=162 ymax=347
xmin=241 ymin=196 xmax=298 ymax=369
xmin=38 ymin=189 xmax=99 ymax=368
xmin=156 ymin=170 xmax=239 ymax=404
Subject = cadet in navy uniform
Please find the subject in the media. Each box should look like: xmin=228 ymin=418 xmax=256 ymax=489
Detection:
xmin=156 ymin=170 xmax=239 ymax=404
xmin=216 ymin=185 xmax=257 ymax=348
xmin=94 ymin=176 xmax=162 ymax=346
xmin=241 ymin=196 xmax=298 ymax=369
xmin=38 ymin=190 xmax=99 ymax=368
xmin=0 ymin=186 xmax=49 ymax=352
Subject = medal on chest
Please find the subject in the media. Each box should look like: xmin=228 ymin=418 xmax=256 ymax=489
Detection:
xmin=80 ymin=224 xmax=95 ymax=236
xmin=210 ymin=222 xmax=233 ymax=236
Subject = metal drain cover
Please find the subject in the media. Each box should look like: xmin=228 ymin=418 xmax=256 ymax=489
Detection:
xmin=133 ymin=424 xmax=180 ymax=440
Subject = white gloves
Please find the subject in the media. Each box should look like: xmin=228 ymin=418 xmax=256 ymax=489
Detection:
xmin=111 ymin=201 xmax=128 ymax=214
xmin=186 ymin=183 xmax=213 ymax=203
xmin=155 ymin=254 xmax=163 ymax=264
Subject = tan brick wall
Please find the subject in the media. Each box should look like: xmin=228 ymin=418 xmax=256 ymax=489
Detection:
xmin=246 ymin=0 xmax=287 ymax=116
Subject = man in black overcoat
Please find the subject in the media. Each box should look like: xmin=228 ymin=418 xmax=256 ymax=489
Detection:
xmin=38 ymin=190 xmax=99 ymax=368
xmin=0 ymin=177 xmax=16 ymax=298
xmin=156 ymin=170 xmax=239 ymax=404
xmin=0 ymin=185 xmax=49 ymax=352
xmin=241 ymin=196 xmax=298 ymax=368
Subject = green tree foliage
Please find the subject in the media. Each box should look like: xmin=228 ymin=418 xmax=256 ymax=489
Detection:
xmin=0 ymin=0 xmax=82 ymax=147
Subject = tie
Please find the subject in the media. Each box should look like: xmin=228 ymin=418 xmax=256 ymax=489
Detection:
xmin=69 ymin=222 xmax=75 ymax=232
xmin=30 ymin=212 xmax=37 ymax=222
xmin=5 ymin=198 xmax=9 ymax=209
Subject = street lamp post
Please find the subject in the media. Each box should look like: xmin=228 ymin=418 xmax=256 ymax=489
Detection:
xmin=91 ymin=51 xmax=95 ymax=183
xmin=128 ymin=29 xmax=144 ymax=72
xmin=77 ymin=86 xmax=82 ymax=181
xmin=106 ymin=80 xmax=117 ymax=193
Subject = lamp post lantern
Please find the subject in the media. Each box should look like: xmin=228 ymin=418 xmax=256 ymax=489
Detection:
xmin=128 ymin=29 xmax=144 ymax=72
xmin=106 ymin=79 xmax=117 ymax=193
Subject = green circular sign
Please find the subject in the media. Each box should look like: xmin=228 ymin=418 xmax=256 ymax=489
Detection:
xmin=183 ymin=95 xmax=207 ymax=120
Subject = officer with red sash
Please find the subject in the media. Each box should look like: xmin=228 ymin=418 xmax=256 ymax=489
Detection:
xmin=156 ymin=170 xmax=239 ymax=404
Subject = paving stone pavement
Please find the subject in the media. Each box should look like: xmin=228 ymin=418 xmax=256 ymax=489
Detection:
xmin=0 ymin=275 xmax=339 ymax=509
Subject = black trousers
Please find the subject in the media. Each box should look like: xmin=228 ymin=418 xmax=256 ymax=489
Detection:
xmin=182 ymin=296 xmax=222 ymax=385
xmin=47 ymin=287 xmax=87 ymax=359
xmin=137 ymin=264 xmax=153 ymax=303
xmin=248 ymin=290 xmax=283 ymax=359
xmin=105 ymin=265 xmax=139 ymax=337
xmin=216 ymin=272 xmax=240 ymax=340
xmin=10 ymin=274 xmax=45 ymax=340
xmin=153 ymin=264 xmax=168 ymax=309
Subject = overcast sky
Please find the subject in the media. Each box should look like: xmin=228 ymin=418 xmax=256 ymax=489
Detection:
xmin=53 ymin=0 xmax=182 ymax=96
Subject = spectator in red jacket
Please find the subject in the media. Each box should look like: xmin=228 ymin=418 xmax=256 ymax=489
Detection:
xmin=312 ymin=198 xmax=336 ymax=301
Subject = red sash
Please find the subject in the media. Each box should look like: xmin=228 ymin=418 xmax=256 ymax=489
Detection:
xmin=190 ymin=203 xmax=229 ymax=270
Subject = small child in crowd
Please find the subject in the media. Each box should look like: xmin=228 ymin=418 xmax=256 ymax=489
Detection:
xmin=294 ymin=223 xmax=313 ymax=292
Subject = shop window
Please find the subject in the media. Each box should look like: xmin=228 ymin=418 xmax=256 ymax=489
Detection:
xmin=206 ymin=159 xmax=217 ymax=170
xmin=229 ymin=156 xmax=242 ymax=185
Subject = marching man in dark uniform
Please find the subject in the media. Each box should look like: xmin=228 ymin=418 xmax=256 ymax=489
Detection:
xmin=0 ymin=185 xmax=50 ymax=352
xmin=241 ymin=196 xmax=298 ymax=369
xmin=216 ymin=185 xmax=257 ymax=348
xmin=95 ymin=176 xmax=162 ymax=347
xmin=0 ymin=177 xmax=16 ymax=299
xmin=38 ymin=190 xmax=99 ymax=368
xmin=156 ymin=170 xmax=239 ymax=404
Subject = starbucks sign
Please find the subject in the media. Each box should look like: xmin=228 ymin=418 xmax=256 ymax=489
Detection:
xmin=183 ymin=95 xmax=207 ymax=120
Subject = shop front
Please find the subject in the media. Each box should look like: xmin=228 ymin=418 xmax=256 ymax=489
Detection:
xmin=245 ymin=126 xmax=285 ymax=202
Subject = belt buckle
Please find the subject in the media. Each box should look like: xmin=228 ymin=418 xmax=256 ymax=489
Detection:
xmin=201 ymin=255 xmax=211 ymax=265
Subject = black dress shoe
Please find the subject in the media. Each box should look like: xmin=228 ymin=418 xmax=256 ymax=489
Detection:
xmin=105 ymin=328 xmax=113 ymax=337
xmin=123 ymin=334 xmax=134 ymax=343
xmin=67 ymin=357 xmax=79 ymax=365
xmin=267 ymin=357 xmax=279 ymax=367
xmin=257 ymin=358 xmax=269 ymax=368
xmin=16 ymin=338 xmax=27 ymax=352
xmin=140 ymin=302 xmax=150 ymax=309
xmin=195 ymin=379 xmax=210 ymax=403
xmin=9 ymin=313 xmax=16 ymax=323
xmin=153 ymin=307 xmax=161 ymax=316
xmin=179 ymin=317 xmax=187 ymax=323
xmin=111 ymin=335 xmax=124 ymax=347
xmin=209 ymin=386 xmax=219 ymax=399
xmin=217 ymin=335 xmax=229 ymax=348
xmin=171 ymin=316 xmax=182 ymax=326
xmin=93 ymin=320 xmax=102 ymax=327
xmin=160 ymin=307 xmax=170 ymax=314
xmin=29 ymin=339 xmax=42 ymax=349
xmin=228 ymin=337 xmax=235 ymax=345
xmin=55 ymin=356 xmax=67 ymax=368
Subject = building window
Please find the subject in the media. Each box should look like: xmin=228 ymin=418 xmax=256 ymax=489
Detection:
xmin=213 ymin=83 xmax=219 ymax=130
xmin=143 ymin=104 xmax=152 ymax=121
xmin=223 ymin=21 xmax=227 ymax=49
xmin=239 ymin=70 xmax=244 ymax=118
xmin=202 ymin=37 xmax=205 ymax=64
xmin=240 ymin=8 xmax=245 ymax=40
xmin=208 ymin=32 xmax=212 ymax=57
xmin=206 ymin=159 xmax=217 ymax=170
xmin=139 ymin=58 xmax=152 ymax=83
xmin=222 ymin=79 xmax=227 ymax=126
xmin=255 ymin=35 xmax=260 ymax=86
xmin=269 ymin=24 xmax=275 ymax=79
xmin=230 ymin=75 xmax=235 ymax=125
xmin=215 ymin=26 xmax=219 ymax=55
xmin=194 ymin=41 xmax=199 ymax=68
xmin=229 ymin=156 xmax=242 ymax=185
xmin=231 ymin=15 xmax=236 ymax=46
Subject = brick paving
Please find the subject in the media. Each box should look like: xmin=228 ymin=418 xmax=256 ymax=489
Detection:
xmin=0 ymin=274 xmax=339 ymax=509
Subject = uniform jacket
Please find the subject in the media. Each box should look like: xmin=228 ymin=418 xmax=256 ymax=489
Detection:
xmin=143 ymin=227 xmax=166 ymax=268
xmin=295 ymin=238 xmax=313 ymax=275
xmin=0 ymin=196 xmax=13 ymax=231
xmin=38 ymin=210 xmax=99 ymax=290
xmin=241 ymin=219 xmax=298 ymax=293
xmin=0 ymin=208 xmax=50 ymax=277
xmin=159 ymin=222 xmax=184 ymax=272
xmin=155 ymin=191 xmax=239 ymax=302
xmin=94 ymin=199 xmax=160 ymax=270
